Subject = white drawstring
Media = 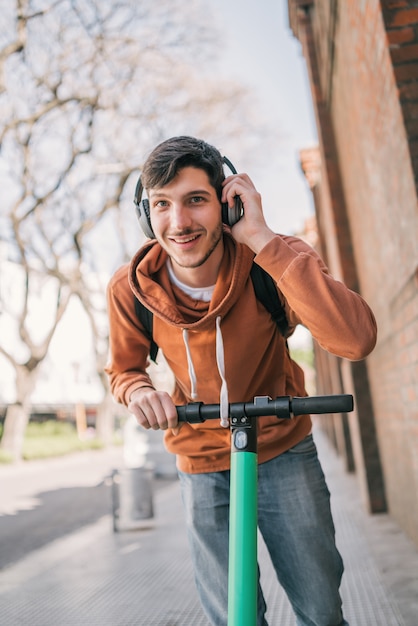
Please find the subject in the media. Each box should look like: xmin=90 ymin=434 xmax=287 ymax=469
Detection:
xmin=182 ymin=329 xmax=198 ymax=400
xmin=181 ymin=318 xmax=230 ymax=428
xmin=216 ymin=316 xmax=229 ymax=428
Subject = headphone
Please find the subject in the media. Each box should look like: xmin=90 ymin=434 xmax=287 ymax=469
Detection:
xmin=133 ymin=156 xmax=243 ymax=239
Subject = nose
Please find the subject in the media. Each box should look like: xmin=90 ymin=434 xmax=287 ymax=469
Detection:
xmin=170 ymin=203 xmax=193 ymax=231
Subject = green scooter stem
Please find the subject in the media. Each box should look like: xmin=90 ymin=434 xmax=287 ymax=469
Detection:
xmin=228 ymin=420 xmax=258 ymax=625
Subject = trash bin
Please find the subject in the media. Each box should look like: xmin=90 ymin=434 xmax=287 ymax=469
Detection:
xmin=111 ymin=415 xmax=156 ymax=532
xmin=111 ymin=466 xmax=154 ymax=532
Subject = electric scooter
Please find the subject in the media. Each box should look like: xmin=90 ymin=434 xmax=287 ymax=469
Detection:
xmin=177 ymin=393 xmax=354 ymax=626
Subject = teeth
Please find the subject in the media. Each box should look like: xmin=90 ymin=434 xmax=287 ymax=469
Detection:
xmin=174 ymin=235 xmax=198 ymax=243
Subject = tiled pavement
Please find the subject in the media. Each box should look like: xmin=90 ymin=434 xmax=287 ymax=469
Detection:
xmin=0 ymin=428 xmax=417 ymax=625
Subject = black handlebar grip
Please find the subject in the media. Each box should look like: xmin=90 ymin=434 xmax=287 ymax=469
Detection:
xmin=291 ymin=394 xmax=353 ymax=416
xmin=176 ymin=402 xmax=205 ymax=423
xmin=176 ymin=402 xmax=229 ymax=422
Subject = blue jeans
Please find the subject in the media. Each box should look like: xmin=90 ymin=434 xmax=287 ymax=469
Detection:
xmin=178 ymin=435 xmax=348 ymax=626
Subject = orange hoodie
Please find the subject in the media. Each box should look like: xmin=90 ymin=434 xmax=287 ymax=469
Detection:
xmin=106 ymin=233 xmax=377 ymax=473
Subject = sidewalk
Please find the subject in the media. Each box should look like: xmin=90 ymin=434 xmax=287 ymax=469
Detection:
xmin=0 ymin=427 xmax=417 ymax=626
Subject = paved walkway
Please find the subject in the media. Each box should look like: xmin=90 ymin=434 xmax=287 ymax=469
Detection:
xmin=0 ymin=427 xmax=417 ymax=626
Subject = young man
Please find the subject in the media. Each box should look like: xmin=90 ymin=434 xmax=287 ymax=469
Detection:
xmin=106 ymin=136 xmax=377 ymax=626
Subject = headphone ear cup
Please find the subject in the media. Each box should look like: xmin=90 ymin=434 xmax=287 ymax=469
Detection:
xmin=221 ymin=156 xmax=243 ymax=227
xmin=222 ymin=196 xmax=243 ymax=227
xmin=136 ymin=199 xmax=155 ymax=239
xmin=134 ymin=177 xmax=155 ymax=239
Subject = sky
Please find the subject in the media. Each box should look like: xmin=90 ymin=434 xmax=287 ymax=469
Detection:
xmin=207 ymin=0 xmax=318 ymax=235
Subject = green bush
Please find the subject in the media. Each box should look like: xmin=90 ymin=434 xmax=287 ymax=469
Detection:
xmin=22 ymin=420 xmax=104 ymax=460
xmin=289 ymin=347 xmax=314 ymax=369
xmin=0 ymin=449 xmax=14 ymax=464
xmin=0 ymin=420 xmax=105 ymax=463
xmin=25 ymin=420 xmax=75 ymax=438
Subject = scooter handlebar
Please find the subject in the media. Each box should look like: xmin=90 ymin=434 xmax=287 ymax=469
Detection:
xmin=176 ymin=394 xmax=353 ymax=423
xmin=292 ymin=394 xmax=353 ymax=416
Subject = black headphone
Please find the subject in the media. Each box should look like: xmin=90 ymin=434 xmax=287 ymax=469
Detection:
xmin=133 ymin=156 xmax=243 ymax=239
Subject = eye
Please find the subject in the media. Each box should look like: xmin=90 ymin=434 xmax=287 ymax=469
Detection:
xmin=190 ymin=196 xmax=204 ymax=204
xmin=153 ymin=200 xmax=168 ymax=209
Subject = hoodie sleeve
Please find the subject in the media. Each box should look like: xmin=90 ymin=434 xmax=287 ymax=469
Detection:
xmin=254 ymin=235 xmax=377 ymax=361
xmin=105 ymin=265 xmax=154 ymax=406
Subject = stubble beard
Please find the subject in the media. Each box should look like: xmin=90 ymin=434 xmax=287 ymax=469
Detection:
xmin=170 ymin=222 xmax=223 ymax=269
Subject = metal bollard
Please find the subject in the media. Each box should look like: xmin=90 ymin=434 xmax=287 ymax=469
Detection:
xmin=111 ymin=466 xmax=154 ymax=532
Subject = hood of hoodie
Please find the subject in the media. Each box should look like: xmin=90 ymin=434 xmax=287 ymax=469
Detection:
xmin=128 ymin=231 xmax=254 ymax=331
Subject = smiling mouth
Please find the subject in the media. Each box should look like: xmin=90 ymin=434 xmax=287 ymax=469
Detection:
xmin=170 ymin=234 xmax=201 ymax=244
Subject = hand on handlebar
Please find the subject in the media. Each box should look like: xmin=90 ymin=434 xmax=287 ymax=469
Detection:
xmin=128 ymin=387 xmax=182 ymax=435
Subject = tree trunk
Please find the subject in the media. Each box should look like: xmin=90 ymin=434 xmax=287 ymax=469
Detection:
xmin=95 ymin=390 xmax=116 ymax=445
xmin=0 ymin=366 xmax=38 ymax=462
xmin=0 ymin=402 xmax=30 ymax=462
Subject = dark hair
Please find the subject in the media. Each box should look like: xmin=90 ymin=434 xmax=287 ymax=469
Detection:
xmin=141 ymin=136 xmax=225 ymax=201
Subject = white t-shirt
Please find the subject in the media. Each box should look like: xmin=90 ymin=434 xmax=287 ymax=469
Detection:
xmin=167 ymin=260 xmax=215 ymax=302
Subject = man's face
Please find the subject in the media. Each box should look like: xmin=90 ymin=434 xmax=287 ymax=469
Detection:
xmin=148 ymin=166 xmax=223 ymax=281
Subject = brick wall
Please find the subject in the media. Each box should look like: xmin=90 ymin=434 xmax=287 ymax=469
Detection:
xmin=289 ymin=0 xmax=418 ymax=544
xmin=382 ymin=1 xmax=418 ymax=190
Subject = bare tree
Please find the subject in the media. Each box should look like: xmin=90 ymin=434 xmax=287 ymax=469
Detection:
xmin=0 ymin=0 xmax=280 ymax=461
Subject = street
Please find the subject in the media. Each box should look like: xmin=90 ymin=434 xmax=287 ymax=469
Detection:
xmin=0 ymin=474 xmax=112 ymax=568
xmin=1 ymin=432 xmax=418 ymax=625
xmin=0 ymin=444 xmax=175 ymax=570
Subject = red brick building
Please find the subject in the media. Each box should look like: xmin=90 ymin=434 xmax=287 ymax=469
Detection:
xmin=288 ymin=0 xmax=418 ymax=546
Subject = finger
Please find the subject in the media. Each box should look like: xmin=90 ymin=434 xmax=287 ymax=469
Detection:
xmin=128 ymin=394 xmax=161 ymax=430
xmin=129 ymin=403 xmax=156 ymax=430
xmin=158 ymin=393 xmax=179 ymax=430
xmin=222 ymin=175 xmax=254 ymax=208
xmin=130 ymin=390 xmax=178 ymax=431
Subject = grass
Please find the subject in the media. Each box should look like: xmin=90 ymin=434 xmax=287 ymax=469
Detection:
xmin=0 ymin=420 xmax=109 ymax=463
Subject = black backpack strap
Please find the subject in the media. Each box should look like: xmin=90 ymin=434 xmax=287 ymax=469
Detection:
xmin=250 ymin=263 xmax=288 ymax=337
xmin=134 ymin=297 xmax=159 ymax=363
xmin=134 ymin=263 xmax=288 ymax=364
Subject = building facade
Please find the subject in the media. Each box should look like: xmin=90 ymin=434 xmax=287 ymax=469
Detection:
xmin=288 ymin=0 xmax=418 ymax=546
